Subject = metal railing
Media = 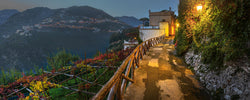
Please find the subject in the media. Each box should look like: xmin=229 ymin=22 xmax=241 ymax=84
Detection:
xmin=92 ymin=35 xmax=165 ymax=100
xmin=140 ymin=25 xmax=160 ymax=29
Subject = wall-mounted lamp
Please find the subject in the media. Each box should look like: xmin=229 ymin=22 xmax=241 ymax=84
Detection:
xmin=176 ymin=23 xmax=180 ymax=28
xmin=197 ymin=5 xmax=203 ymax=11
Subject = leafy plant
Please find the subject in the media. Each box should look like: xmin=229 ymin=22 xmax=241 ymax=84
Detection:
xmin=109 ymin=27 xmax=142 ymax=51
xmin=47 ymin=50 xmax=80 ymax=69
xmin=175 ymin=0 xmax=249 ymax=69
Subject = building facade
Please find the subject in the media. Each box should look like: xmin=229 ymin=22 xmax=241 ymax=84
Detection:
xmin=140 ymin=8 xmax=176 ymax=41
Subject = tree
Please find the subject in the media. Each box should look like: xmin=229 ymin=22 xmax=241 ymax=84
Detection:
xmin=139 ymin=17 xmax=149 ymax=26
xmin=1 ymin=68 xmax=6 ymax=85
xmin=47 ymin=50 xmax=80 ymax=69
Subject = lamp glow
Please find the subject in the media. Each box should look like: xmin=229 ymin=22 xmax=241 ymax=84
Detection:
xmin=176 ymin=23 xmax=180 ymax=28
xmin=197 ymin=5 xmax=202 ymax=11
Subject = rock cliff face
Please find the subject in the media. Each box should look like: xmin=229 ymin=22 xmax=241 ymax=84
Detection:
xmin=184 ymin=50 xmax=249 ymax=100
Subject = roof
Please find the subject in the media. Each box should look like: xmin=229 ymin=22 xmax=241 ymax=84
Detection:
xmin=149 ymin=10 xmax=174 ymax=16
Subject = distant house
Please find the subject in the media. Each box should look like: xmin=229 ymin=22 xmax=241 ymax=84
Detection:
xmin=61 ymin=20 xmax=66 ymax=23
xmin=2 ymin=35 xmax=10 ymax=38
xmin=16 ymin=29 xmax=22 ymax=34
xmin=124 ymin=39 xmax=138 ymax=50
xmin=69 ymin=20 xmax=77 ymax=23
xmin=78 ymin=20 xmax=85 ymax=23
xmin=93 ymin=27 xmax=101 ymax=32
xmin=34 ymin=24 xmax=42 ymax=29
xmin=22 ymin=26 xmax=33 ymax=31
xmin=140 ymin=8 xmax=176 ymax=41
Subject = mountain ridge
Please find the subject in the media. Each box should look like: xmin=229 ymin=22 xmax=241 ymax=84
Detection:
xmin=0 ymin=9 xmax=19 ymax=25
xmin=0 ymin=6 xmax=131 ymax=71
xmin=115 ymin=16 xmax=142 ymax=27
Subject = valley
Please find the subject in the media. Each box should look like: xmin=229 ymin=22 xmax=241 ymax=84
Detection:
xmin=0 ymin=6 xmax=132 ymax=71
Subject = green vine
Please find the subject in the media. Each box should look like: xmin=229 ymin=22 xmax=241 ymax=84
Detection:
xmin=175 ymin=0 xmax=249 ymax=69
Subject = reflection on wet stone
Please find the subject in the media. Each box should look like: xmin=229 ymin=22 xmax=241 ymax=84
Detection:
xmin=124 ymin=37 xmax=210 ymax=100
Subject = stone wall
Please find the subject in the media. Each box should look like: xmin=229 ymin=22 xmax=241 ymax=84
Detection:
xmin=184 ymin=50 xmax=250 ymax=100
xmin=139 ymin=29 xmax=164 ymax=41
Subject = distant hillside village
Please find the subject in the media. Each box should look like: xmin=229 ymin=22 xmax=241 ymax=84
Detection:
xmin=15 ymin=17 xmax=124 ymax=36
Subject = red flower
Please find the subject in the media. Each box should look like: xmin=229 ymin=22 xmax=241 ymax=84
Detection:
xmin=175 ymin=41 xmax=178 ymax=47
xmin=0 ymin=88 xmax=4 ymax=94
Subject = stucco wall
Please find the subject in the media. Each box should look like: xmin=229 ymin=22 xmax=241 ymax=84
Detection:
xmin=149 ymin=16 xmax=171 ymax=26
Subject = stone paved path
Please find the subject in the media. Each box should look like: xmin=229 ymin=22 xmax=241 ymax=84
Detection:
xmin=124 ymin=37 xmax=210 ymax=100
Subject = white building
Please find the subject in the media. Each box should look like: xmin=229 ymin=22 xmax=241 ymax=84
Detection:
xmin=140 ymin=8 xmax=176 ymax=41
xmin=124 ymin=40 xmax=139 ymax=50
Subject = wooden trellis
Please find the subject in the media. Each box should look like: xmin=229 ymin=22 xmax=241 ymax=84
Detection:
xmin=1 ymin=35 xmax=164 ymax=100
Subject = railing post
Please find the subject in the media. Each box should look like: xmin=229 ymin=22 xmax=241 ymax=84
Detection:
xmin=144 ymin=42 xmax=147 ymax=51
xmin=153 ymin=38 xmax=156 ymax=46
xmin=135 ymin=50 xmax=140 ymax=68
xmin=132 ymin=59 xmax=135 ymax=80
xmin=148 ymin=40 xmax=151 ymax=49
xmin=92 ymin=35 xmax=165 ymax=100
xmin=153 ymin=39 xmax=155 ymax=45
xmin=107 ymin=85 xmax=116 ymax=100
xmin=149 ymin=39 xmax=152 ymax=47
xmin=116 ymin=77 xmax=122 ymax=100
xmin=149 ymin=39 xmax=153 ymax=48
xmin=140 ymin=46 xmax=144 ymax=59
xmin=121 ymin=57 xmax=134 ymax=97
xmin=120 ymin=61 xmax=130 ymax=96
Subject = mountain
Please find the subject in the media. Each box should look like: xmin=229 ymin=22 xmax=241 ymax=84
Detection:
xmin=115 ymin=16 xmax=142 ymax=27
xmin=0 ymin=9 xmax=19 ymax=25
xmin=62 ymin=6 xmax=115 ymax=19
xmin=0 ymin=7 xmax=54 ymax=39
xmin=0 ymin=6 xmax=131 ymax=71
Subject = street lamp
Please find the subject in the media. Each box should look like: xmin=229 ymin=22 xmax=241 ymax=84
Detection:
xmin=176 ymin=23 xmax=180 ymax=28
xmin=197 ymin=5 xmax=203 ymax=11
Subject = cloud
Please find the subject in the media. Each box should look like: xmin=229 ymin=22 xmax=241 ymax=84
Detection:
xmin=0 ymin=0 xmax=35 ymax=11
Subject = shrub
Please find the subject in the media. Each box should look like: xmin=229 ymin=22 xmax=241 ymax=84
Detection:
xmin=47 ymin=50 xmax=80 ymax=69
xmin=176 ymin=0 xmax=249 ymax=69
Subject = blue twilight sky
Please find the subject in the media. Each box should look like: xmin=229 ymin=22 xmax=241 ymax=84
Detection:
xmin=0 ymin=0 xmax=179 ymax=18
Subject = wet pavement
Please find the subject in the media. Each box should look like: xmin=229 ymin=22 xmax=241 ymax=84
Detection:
xmin=124 ymin=37 xmax=210 ymax=100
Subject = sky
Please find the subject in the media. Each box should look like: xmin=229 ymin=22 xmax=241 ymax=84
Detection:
xmin=0 ymin=0 xmax=179 ymax=18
